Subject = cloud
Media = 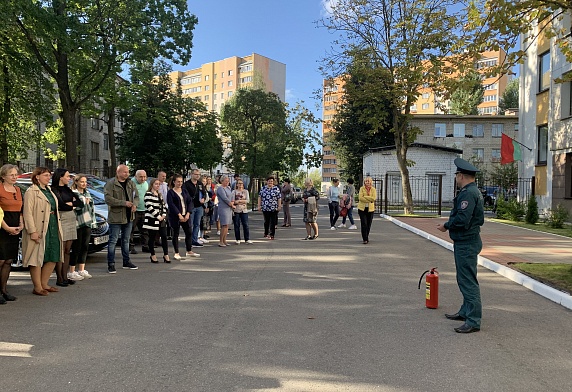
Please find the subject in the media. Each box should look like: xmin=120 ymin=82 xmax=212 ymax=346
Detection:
xmin=321 ymin=0 xmax=338 ymax=15
xmin=285 ymin=88 xmax=296 ymax=101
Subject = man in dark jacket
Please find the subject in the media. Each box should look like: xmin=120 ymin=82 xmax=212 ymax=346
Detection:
xmin=183 ymin=169 xmax=206 ymax=247
xmin=437 ymin=158 xmax=485 ymax=334
xmin=104 ymin=164 xmax=139 ymax=273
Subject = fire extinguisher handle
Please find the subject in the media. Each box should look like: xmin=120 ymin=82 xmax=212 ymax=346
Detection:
xmin=418 ymin=270 xmax=430 ymax=289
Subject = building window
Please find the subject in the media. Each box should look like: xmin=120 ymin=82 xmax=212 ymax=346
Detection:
xmin=561 ymin=77 xmax=572 ymax=118
xmin=483 ymin=95 xmax=497 ymax=102
xmin=491 ymin=149 xmax=501 ymax=162
xmin=473 ymin=124 xmax=484 ymax=137
xmin=472 ymin=148 xmax=484 ymax=162
xmin=213 ymin=84 xmax=216 ymax=90
xmin=221 ymin=83 xmax=224 ymax=89
xmin=491 ymin=123 xmax=503 ymax=137
xmin=539 ymin=51 xmax=550 ymax=91
xmin=434 ymin=123 xmax=446 ymax=137
xmin=228 ymin=81 xmax=233 ymax=87
xmin=228 ymin=91 xmax=233 ymax=97
xmin=410 ymin=104 xmax=417 ymax=111
xmin=91 ymin=118 xmax=99 ymax=129
xmin=538 ymin=125 xmax=548 ymax=165
xmin=214 ymin=104 xmax=217 ymax=110
xmin=240 ymin=76 xmax=252 ymax=84
xmin=204 ymin=95 xmax=209 ymax=101
xmin=240 ymin=64 xmax=252 ymax=73
xmin=228 ymin=70 xmax=233 ymax=76
xmin=478 ymin=106 xmax=498 ymax=115
xmin=514 ymin=123 xmax=519 ymax=131
xmin=422 ymin=93 xmax=430 ymax=99
xmin=221 ymin=72 xmax=224 ymax=78
xmin=103 ymin=134 xmax=109 ymax=151
xmin=205 ymin=75 xmax=209 ymax=81
xmin=91 ymin=141 xmax=100 ymax=160
xmin=221 ymin=93 xmax=224 ymax=99
xmin=566 ymin=152 xmax=572 ymax=198
xmin=484 ymin=83 xmax=498 ymax=91
xmin=205 ymin=85 xmax=209 ymax=91
xmin=453 ymin=124 xmax=465 ymax=137
xmin=422 ymin=103 xmax=430 ymax=110
xmin=205 ymin=104 xmax=208 ymax=110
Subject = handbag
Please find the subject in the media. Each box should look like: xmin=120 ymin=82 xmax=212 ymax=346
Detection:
xmin=340 ymin=207 xmax=348 ymax=217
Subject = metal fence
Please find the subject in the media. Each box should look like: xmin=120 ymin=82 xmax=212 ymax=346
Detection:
xmin=370 ymin=174 xmax=534 ymax=215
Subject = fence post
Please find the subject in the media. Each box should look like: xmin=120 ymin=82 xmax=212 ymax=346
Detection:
xmin=384 ymin=172 xmax=389 ymax=215
xmin=531 ymin=176 xmax=535 ymax=196
xmin=438 ymin=175 xmax=443 ymax=217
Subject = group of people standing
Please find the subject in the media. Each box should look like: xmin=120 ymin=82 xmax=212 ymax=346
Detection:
xmin=0 ymin=165 xmax=97 ymax=299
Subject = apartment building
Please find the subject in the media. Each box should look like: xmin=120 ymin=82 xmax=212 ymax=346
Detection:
xmin=519 ymin=11 xmax=572 ymax=214
xmin=168 ymin=53 xmax=286 ymax=114
xmin=322 ymin=50 xmax=512 ymax=183
xmin=412 ymin=50 xmax=509 ymax=115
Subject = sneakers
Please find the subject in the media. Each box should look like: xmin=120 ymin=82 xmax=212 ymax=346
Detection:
xmin=174 ymin=253 xmax=185 ymax=260
xmin=235 ymin=240 xmax=241 ymax=245
xmin=192 ymin=242 xmax=204 ymax=247
xmin=108 ymin=265 xmax=117 ymax=274
xmin=246 ymin=240 xmax=253 ymax=244
xmin=78 ymin=270 xmax=92 ymax=278
xmin=186 ymin=251 xmax=200 ymax=257
xmin=67 ymin=271 xmax=85 ymax=281
xmin=216 ymin=230 xmax=221 ymax=235
xmin=122 ymin=262 xmax=138 ymax=270
xmin=330 ymin=226 xmax=336 ymax=230
xmin=337 ymin=223 xmax=346 ymax=228
xmin=199 ymin=238 xmax=209 ymax=244
xmin=348 ymin=225 xmax=358 ymax=230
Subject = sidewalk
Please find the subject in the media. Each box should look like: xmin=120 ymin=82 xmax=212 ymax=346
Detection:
xmin=382 ymin=214 xmax=572 ymax=310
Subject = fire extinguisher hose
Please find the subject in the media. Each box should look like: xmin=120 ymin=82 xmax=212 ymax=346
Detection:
xmin=417 ymin=270 xmax=430 ymax=290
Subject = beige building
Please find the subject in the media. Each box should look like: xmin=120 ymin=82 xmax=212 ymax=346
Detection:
xmin=168 ymin=53 xmax=286 ymax=114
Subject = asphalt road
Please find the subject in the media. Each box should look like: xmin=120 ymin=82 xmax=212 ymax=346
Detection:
xmin=1 ymin=202 xmax=571 ymax=391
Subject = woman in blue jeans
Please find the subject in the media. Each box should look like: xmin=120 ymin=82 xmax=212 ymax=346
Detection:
xmin=231 ymin=180 xmax=252 ymax=244
xmin=327 ymin=178 xmax=341 ymax=230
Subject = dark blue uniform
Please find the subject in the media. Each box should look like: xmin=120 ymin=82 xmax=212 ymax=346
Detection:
xmin=445 ymin=181 xmax=484 ymax=329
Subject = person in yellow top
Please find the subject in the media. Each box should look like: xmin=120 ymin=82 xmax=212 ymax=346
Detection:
xmin=357 ymin=177 xmax=377 ymax=244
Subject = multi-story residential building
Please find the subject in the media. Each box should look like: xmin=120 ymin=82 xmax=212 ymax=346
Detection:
xmin=321 ymin=78 xmax=345 ymax=184
xmin=519 ymin=12 xmax=572 ymax=214
xmin=168 ymin=53 xmax=286 ymax=114
xmin=412 ymin=50 xmax=509 ymax=116
xmin=18 ymin=112 xmax=122 ymax=178
xmin=167 ymin=53 xmax=286 ymax=175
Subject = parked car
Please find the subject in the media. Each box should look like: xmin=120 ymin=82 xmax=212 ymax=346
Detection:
xmin=290 ymin=187 xmax=303 ymax=203
xmin=13 ymin=177 xmax=109 ymax=268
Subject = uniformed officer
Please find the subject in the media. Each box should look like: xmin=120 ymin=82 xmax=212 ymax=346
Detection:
xmin=437 ymin=158 xmax=485 ymax=333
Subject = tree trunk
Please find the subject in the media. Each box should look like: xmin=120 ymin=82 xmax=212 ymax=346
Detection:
xmin=108 ymin=107 xmax=117 ymax=174
xmin=59 ymin=99 xmax=79 ymax=171
xmin=0 ymin=62 xmax=11 ymax=165
xmin=393 ymin=111 xmax=414 ymax=214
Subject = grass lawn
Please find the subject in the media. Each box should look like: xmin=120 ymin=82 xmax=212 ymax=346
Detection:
xmin=488 ymin=218 xmax=572 ymax=238
xmin=511 ymin=263 xmax=572 ymax=294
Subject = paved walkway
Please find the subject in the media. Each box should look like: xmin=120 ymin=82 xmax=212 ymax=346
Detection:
xmin=383 ymin=214 xmax=572 ymax=309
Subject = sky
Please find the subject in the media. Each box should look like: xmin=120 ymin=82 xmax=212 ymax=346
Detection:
xmin=175 ymin=0 xmax=337 ymax=114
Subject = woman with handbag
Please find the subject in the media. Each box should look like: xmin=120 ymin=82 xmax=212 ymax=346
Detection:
xmin=70 ymin=174 xmax=97 ymax=279
xmin=143 ymin=178 xmax=170 ymax=263
xmin=338 ymin=178 xmax=357 ymax=230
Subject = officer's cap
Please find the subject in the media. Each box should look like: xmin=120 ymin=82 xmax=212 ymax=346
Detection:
xmin=454 ymin=158 xmax=479 ymax=175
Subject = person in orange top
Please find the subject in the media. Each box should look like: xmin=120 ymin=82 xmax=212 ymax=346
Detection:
xmin=357 ymin=177 xmax=377 ymax=244
xmin=0 ymin=164 xmax=24 ymax=303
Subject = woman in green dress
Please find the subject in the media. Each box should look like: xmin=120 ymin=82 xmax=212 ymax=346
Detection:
xmin=22 ymin=167 xmax=64 ymax=296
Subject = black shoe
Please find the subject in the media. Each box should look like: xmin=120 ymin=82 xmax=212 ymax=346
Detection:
xmin=130 ymin=248 xmax=138 ymax=254
xmin=2 ymin=292 xmax=16 ymax=301
xmin=163 ymin=255 xmax=171 ymax=264
xmin=108 ymin=264 xmax=117 ymax=274
xmin=66 ymin=279 xmax=76 ymax=285
xmin=445 ymin=313 xmax=465 ymax=321
xmin=150 ymin=256 xmax=158 ymax=263
xmin=141 ymin=247 xmax=151 ymax=253
xmin=203 ymin=235 xmax=210 ymax=239
xmin=192 ymin=242 xmax=204 ymax=247
xmin=0 ymin=296 xmax=6 ymax=305
xmin=56 ymin=281 xmax=69 ymax=287
xmin=303 ymin=236 xmax=312 ymax=240
xmin=123 ymin=262 xmax=138 ymax=270
xmin=454 ymin=323 xmax=480 ymax=333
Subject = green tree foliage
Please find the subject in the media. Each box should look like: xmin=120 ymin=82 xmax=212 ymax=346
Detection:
xmin=319 ymin=0 xmax=466 ymax=213
xmin=118 ymin=65 xmax=222 ymax=175
xmin=525 ymin=194 xmax=540 ymax=224
xmin=220 ymin=89 xmax=315 ymax=185
xmin=465 ymin=1 xmax=572 ymax=80
xmin=4 ymin=0 xmax=198 ymax=170
xmin=499 ymin=78 xmax=519 ymax=115
xmin=489 ymin=162 xmax=518 ymax=188
xmin=449 ymin=70 xmax=484 ymax=115
xmin=329 ymin=65 xmax=395 ymax=181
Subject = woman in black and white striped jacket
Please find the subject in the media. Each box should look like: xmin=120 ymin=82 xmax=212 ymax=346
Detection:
xmin=143 ymin=178 xmax=170 ymax=263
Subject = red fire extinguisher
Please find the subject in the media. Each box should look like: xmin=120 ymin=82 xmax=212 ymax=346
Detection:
xmin=418 ymin=268 xmax=439 ymax=309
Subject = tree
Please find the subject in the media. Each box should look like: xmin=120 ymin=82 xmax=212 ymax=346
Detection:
xmin=449 ymin=70 xmax=484 ymax=115
xmin=499 ymin=78 xmax=519 ymax=115
xmin=118 ymin=65 xmax=222 ymax=175
xmin=329 ymin=65 xmax=395 ymax=182
xmin=221 ymin=89 xmax=307 ymax=189
xmin=5 ymin=0 xmax=198 ymax=170
xmin=319 ymin=0 xmax=465 ymax=213
xmin=465 ymin=1 xmax=572 ymax=79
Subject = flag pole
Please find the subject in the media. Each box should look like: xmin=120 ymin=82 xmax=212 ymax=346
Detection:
xmin=501 ymin=133 xmax=532 ymax=151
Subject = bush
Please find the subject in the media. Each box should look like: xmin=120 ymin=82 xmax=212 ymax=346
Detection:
xmin=525 ymin=195 xmax=539 ymax=224
xmin=545 ymin=204 xmax=570 ymax=228
xmin=495 ymin=197 xmax=525 ymax=221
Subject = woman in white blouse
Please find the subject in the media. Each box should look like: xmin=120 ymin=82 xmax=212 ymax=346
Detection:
xmin=231 ymin=179 xmax=252 ymax=245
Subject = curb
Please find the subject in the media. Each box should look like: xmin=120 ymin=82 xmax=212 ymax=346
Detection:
xmin=381 ymin=214 xmax=572 ymax=311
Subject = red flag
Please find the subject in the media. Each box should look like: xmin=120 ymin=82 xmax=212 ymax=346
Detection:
xmin=501 ymin=133 xmax=515 ymax=165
